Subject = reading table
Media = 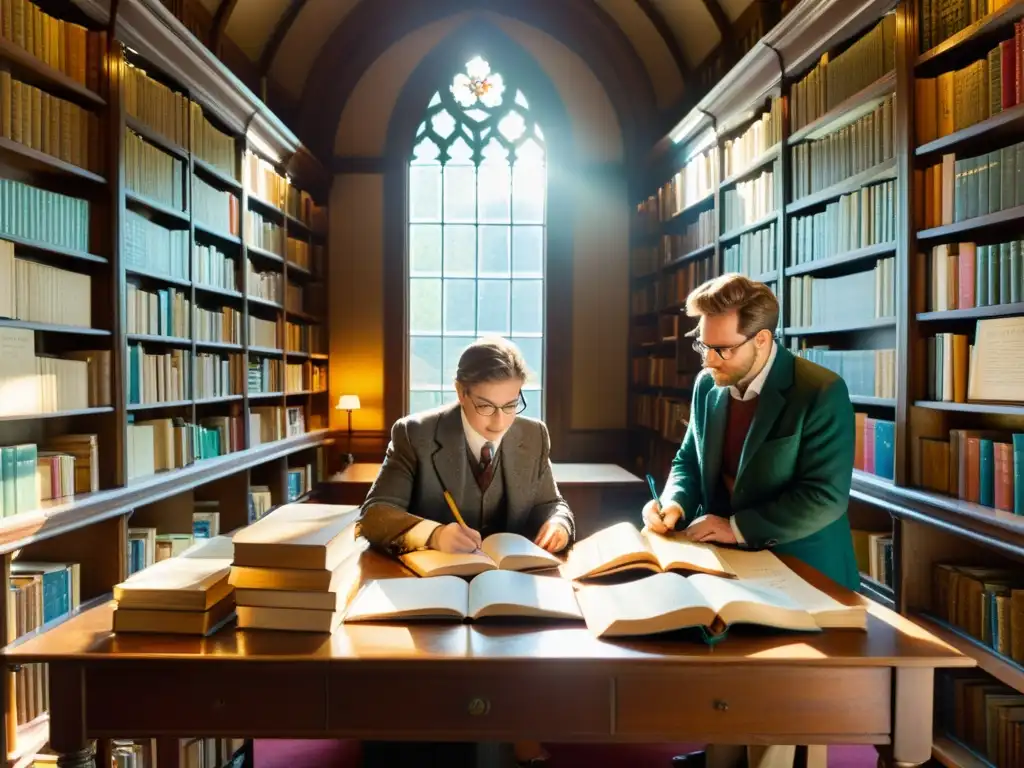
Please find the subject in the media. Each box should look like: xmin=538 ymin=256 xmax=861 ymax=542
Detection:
xmin=322 ymin=461 xmax=646 ymax=537
xmin=7 ymin=551 xmax=971 ymax=768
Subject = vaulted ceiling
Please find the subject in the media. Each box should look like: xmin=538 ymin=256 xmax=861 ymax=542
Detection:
xmin=191 ymin=0 xmax=757 ymax=158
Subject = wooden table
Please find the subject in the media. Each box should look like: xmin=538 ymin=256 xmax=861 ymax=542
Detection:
xmin=7 ymin=551 xmax=971 ymax=768
xmin=322 ymin=462 xmax=646 ymax=537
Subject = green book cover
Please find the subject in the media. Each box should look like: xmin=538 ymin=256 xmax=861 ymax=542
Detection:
xmin=14 ymin=443 xmax=37 ymax=515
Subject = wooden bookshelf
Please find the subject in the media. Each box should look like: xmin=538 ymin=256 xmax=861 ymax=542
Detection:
xmin=0 ymin=0 xmax=332 ymax=764
xmin=631 ymin=1 xmax=1024 ymax=761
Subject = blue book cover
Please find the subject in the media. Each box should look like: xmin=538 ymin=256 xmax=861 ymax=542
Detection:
xmin=1014 ymin=434 xmax=1024 ymax=515
xmin=979 ymin=439 xmax=994 ymax=507
xmin=874 ymin=420 xmax=895 ymax=481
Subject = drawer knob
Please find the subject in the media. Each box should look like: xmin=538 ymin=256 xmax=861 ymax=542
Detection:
xmin=467 ymin=697 xmax=491 ymax=716
xmin=713 ymin=700 xmax=729 ymax=712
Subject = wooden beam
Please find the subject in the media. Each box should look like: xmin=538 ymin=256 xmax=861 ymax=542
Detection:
xmin=296 ymin=0 xmax=658 ymax=162
xmin=701 ymin=0 xmax=733 ymax=41
xmin=259 ymin=0 xmax=309 ymax=76
xmin=210 ymin=0 xmax=239 ymax=55
xmin=634 ymin=0 xmax=690 ymax=77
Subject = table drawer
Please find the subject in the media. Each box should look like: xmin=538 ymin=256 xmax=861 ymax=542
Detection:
xmin=86 ymin=664 xmax=326 ymax=735
xmin=616 ymin=667 xmax=890 ymax=740
xmin=328 ymin=667 xmax=612 ymax=739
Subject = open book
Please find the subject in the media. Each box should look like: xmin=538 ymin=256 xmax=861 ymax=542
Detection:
xmin=575 ymin=570 xmax=867 ymax=639
xmin=344 ymin=570 xmax=582 ymax=622
xmin=560 ymin=522 xmax=739 ymax=581
xmin=399 ymin=532 xmax=560 ymax=577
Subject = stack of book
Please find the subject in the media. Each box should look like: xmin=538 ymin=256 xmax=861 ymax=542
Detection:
xmin=112 ymin=534 xmax=235 ymax=635
xmin=230 ymin=503 xmax=364 ymax=632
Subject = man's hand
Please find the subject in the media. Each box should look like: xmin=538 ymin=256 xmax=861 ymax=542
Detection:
xmin=642 ymin=499 xmax=683 ymax=534
xmin=534 ymin=520 xmax=570 ymax=553
xmin=683 ymin=514 xmax=736 ymax=544
xmin=430 ymin=523 xmax=482 ymax=553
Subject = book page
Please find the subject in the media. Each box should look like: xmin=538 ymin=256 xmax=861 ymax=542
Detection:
xmin=400 ymin=549 xmax=497 ymax=578
xmin=559 ymin=522 xmax=656 ymax=581
xmin=967 ymin=317 xmax=1024 ymax=403
xmin=718 ymin=549 xmax=866 ymax=629
xmin=641 ymin=529 xmax=737 ymax=577
xmin=574 ymin=572 xmax=716 ymax=638
xmin=343 ymin=576 xmax=469 ymax=621
xmin=468 ymin=570 xmax=582 ymax=620
xmin=480 ymin=532 xmax=560 ymax=571
xmin=687 ymin=573 xmax=818 ymax=632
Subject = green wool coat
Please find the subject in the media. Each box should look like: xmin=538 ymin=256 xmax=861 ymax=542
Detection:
xmin=662 ymin=344 xmax=861 ymax=591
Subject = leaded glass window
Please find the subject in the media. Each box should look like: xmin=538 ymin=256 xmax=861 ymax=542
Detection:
xmin=407 ymin=56 xmax=546 ymax=420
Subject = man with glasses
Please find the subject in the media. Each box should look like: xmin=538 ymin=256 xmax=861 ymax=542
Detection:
xmin=359 ymin=334 xmax=573 ymax=559
xmin=642 ymin=273 xmax=859 ymax=768
xmin=358 ymin=336 xmax=571 ymax=766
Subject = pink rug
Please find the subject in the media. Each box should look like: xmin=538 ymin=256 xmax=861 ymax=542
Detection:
xmin=253 ymin=740 xmax=880 ymax=767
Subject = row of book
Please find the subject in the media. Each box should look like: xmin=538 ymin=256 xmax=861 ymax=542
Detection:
xmin=789 ymin=14 xmax=895 ymax=133
xmin=0 ymin=436 xmax=98 ymax=516
xmin=932 ymin=560 xmax=1024 ymax=664
xmin=194 ymin=176 xmax=241 ymax=236
xmin=245 ymin=150 xmax=287 ymax=208
xmin=722 ymin=164 xmax=775 ymax=232
xmin=648 ymin=145 xmax=718 ymax=223
xmin=632 ymin=394 xmax=689 ymax=443
xmin=786 ymin=256 xmax=896 ymax=328
xmin=918 ymin=0 xmax=1013 ymax=55
xmin=249 ymin=315 xmax=281 ymax=349
xmin=630 ymin=356 xmax=692 ymax=390
xmin=247 ymin=261 xmax=284 ymax=304
xmin=0 ymin=327 xmax=107 ymax=416
xmin=124 ymin=60 xmax=189 ymax=149
xmin=851 ymin=528 xmax=892 ymax=588
xmin=125 ymin=129 xmax=185 ymax=210
xmin=926 ymin=240 xmax=1024 ymax=311
xmin=629 ymin=254 xmax=714 ymax=316
xmin=722 ymin=98 xmax=782 ymax=181
xmin=189 ymin=101 xmax=235 ymax=180
xmin=796 ymin=347 xmax=897 ymax=400
xmin=935 ymin=669 xmax=1023 ymax=768
xmin=723 ymin=221 xmax=777 ymax=278
xmin=126 ymin=283 xmax=189 ymax=339
xmin=920 ymin=430 xmax=1024 ymax=514
xmin=193 ymin=243 xmax=238 ymax=293
xmin=918 ymin=144 xmax=1024 ymax=230
xmin=855 ymin=414 xmax=895 ymax=481
xmin=245 ymin=209 xmax=284 ymax=255
xmin=0 ymin=242 xmax=91 ymax=327
xmin=0 ymin=177 xmax=90 ymax=253
xmin=789 ymin=180 xmax=896 ymax=267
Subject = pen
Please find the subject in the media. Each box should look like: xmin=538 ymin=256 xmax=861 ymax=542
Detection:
xmin=645 ymin=474 xmax=664 ymax=519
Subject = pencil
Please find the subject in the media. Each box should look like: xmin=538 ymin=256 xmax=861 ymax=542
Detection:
xmin=443 ymin=490 xmax=469 ymax=530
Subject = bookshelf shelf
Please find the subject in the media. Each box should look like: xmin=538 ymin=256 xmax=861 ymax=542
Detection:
xmin=859 ymin=575 xmax=895 ymax=610
xmin=0 ymin=137 xmax=106 ymax=184
xmin=720 ymin=143 xmax=781 ymax=189
xmin=916 ymin=204 xmax=1024 ymax=242
xmin=125 ymin=116 xmax=187 ymax=161
xmin=0 ymin=37 xmax=105 ymax=108
xmin=8 ymin=713 xmax=49 ymax=768
xmin=784 ymin=242 xmax=897 ymax=278
xmin=785 ymin=158 xmax=898 ymax=215
xmin=287 ymin=310 xmax=321 ymax=324
xmin=285 ymin=214 xmax=318 ymax=239
xmin=194 ymin=395 xmax=244 ymax=405
xmin=193 ymin=284 xmax=244 ymax=301
xmin=913 ymin=400 xmax=1024 ymax=417
xmin=916 ymin=1 xmax=1024 ymax=73
xmin=194 ymin=340 xmax=243 ymax=351
xmin=917 ymin=303 xmax=1024 ymax=322
xmin=3 ymin=234 xmax=107 ymax=266
xmin=0 ymin=320 xmax=110 ymax=336
xmin=125 ymin=333 xmax=191 ymax=347
xmin=719 ymin=212 xmax=778 ymax=243
xmin=0 ymin=431 xmax=331 ymax=556
xmin=247 ymin=245 xmax=286 ymax=265
xmin=663 ymin=243 xmax=716 ymax=271
xmin=247 ymin=194 xmax=285 ymax=219
xmin=247 ymin=297 xmax=283 ymax=313
xmin=0 ymin=407 xmax=114 ymax=423
xmin=788 ymin=71 xmax=896 ymax=145
xmin=286 ymin=262 xmax=314 ymax=281
xmin=309 ymin=353 xmax=328 ymax=361
xmin=249 ymin=391 xmax=284 ymax=400
xmin=664 ymin=190 xmax=715 ymax=228
xmin=125 ymin=268 xmax=191 ymax=290
xmin=915 ymin=101 xmax=1024 ymax=159
xmin=783 ymin=317 xmax=896 ymax=336
xmin=248 ymin=346 xmax=284 ymax=356
xmin=126 ymin=401 xmax=193 ymax=412
xmin=850 ymin=396 xmax=896 ymax=408
xmin=931 ymin=735 xmax=993 ymax=768
xmin=193 ymin=222 xmax=242 ymax=247
xmin=913 ymin=614 xmax=1024 ymax=694
xmin=125 ymin=191 xmax=189 ymax=226
xmin=192 ymin=156 xmax=241 ymax=192
xmin=750 ymin=269 xmax=778 ymax=284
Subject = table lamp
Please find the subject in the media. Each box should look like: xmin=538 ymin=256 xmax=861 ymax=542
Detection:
xmin=336 ymin=394 xmax=361 ymax=467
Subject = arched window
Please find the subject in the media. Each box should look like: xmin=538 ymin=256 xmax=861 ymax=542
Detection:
xmin=407 ymin=55 xmax=546 ymax=419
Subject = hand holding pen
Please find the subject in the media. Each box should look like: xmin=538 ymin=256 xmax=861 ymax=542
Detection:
xmin=641 ymin=473 xmax=683 ymax=534
xmin=429 ymin=490 xmax=483 ymax=554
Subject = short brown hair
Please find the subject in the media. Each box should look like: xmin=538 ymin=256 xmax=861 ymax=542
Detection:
xmin=684 ymin=273 xmax=779 ymax=337
xmin=455 ymin=336 xmax=528 ymax=388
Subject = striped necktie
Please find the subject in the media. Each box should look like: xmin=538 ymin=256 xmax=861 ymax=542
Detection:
xmin=477 ymin=441 xmax=495 ymax=490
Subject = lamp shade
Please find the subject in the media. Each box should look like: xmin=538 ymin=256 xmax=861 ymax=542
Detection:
xmin=336 ymin=394 xmax=361 ymax=411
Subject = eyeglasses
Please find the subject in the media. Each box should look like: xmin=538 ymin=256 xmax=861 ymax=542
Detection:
xmin=468 ymin=391 xmax=527 ymax=417
xmin=691 ymin=332 xmax=762 ymax=361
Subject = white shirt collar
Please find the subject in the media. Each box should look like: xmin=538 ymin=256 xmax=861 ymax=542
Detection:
xmin=460 ymin=406 xmax=503 ymax=463
xmin=728 ymin=340 xmax=778 ymax=402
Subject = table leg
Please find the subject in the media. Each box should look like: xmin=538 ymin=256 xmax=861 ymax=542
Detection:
xmin=878 ymin=667 xmax=933 ymax=768
xmin=48 ymin=664 xmax=94 ymax=768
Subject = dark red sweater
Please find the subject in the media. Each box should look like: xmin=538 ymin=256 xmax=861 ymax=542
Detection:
xmin=722 ymin=395 xmax=759 ymax=495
